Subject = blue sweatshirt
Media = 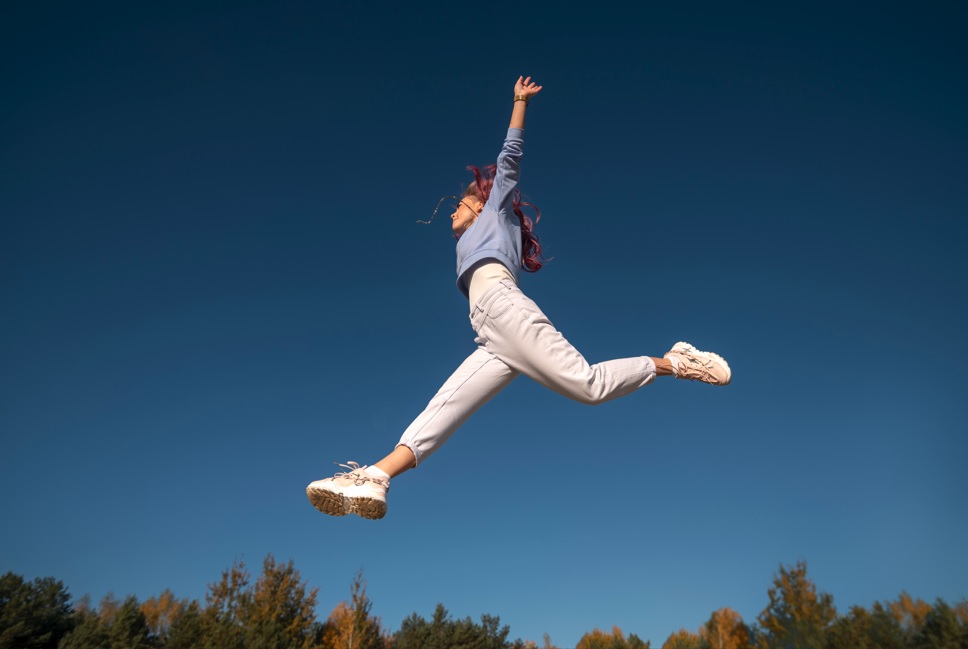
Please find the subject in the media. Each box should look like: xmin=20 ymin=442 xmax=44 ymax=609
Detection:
xmin=455 ymin=127 xmax=524 ymax=297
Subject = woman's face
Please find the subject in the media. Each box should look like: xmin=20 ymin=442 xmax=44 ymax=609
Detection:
xmin=451 ymin=196 xmax=483 ymax=235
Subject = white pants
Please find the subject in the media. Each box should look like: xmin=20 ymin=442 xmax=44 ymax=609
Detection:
xmin=398 ymin=280 xmax=657 ymax=465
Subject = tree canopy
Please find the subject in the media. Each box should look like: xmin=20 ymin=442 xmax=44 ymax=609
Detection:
xmin=2 ymin=559 xmax=967 ymax=649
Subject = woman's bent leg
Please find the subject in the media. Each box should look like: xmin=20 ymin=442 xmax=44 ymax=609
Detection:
xmin=479 ymin=284 xmax=656 ymax=404
xmin=397 ymin=348 xmax=517 ymax=466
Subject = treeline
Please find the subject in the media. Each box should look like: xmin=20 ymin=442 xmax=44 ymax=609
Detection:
xmin=1 ymin=557 xmax=966 ymax=649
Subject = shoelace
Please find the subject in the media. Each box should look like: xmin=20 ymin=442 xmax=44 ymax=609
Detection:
xmin=673 ymin=352 xmax=713 ymax=381
xmin=331 ymin=461 xmax=389 ymax=488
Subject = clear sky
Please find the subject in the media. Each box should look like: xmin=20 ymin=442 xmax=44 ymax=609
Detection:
xmin=2 ymin=2 xmax=966 ymax=647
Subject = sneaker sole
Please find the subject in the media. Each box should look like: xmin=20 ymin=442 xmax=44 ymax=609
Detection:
xmin=306 ymin=487 xmax=387 ymax=520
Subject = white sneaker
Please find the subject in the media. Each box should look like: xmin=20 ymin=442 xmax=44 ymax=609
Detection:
xmin=664 ymin=341 xmax=731 ymax=386
xmin=306 ymin=462 xmax=389 ymax=520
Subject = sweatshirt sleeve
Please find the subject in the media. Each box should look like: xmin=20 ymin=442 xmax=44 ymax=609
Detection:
xmin=485 ymin=127 xmax=524 ymax=215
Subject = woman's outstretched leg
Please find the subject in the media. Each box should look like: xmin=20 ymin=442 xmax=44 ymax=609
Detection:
xmin=394 ymin=347 xmax=518 ymax=466
xmin=374 ymin=445 xmax=417 ymax=478
xmin=306 ymin=348 xmax=517 ymax=519
xmin=476 ymin=282 xmax=729 ymax=402
xmin=475 ymin=283 xmax=655 ymax=403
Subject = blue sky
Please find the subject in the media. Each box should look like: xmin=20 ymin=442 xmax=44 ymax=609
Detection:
xmin=1 ymin=1 xmax=966 ymax=647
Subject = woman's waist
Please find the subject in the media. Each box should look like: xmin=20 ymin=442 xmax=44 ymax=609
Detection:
xmin=467 ymin=261 xmax=516 ymax=313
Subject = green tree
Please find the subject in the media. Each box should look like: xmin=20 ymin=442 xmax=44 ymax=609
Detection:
xmin=0 ymin=572 xmax=74 ymax=649
xmin=825 ymin=605 xmax=876 ymax=649
xmin=825 ymin=593 xmax=939 ymax=649
xmin=865 ymin=601 xmax=908 ymax=649
xmin=955 ymin=601 xmax=968 ymax=627
xmin=392 ymin=605 xmax=439 ymax=649
xmin=199 ymin=555 xmax=322 ymax=649
xmin=912 ymin=599 xmax=968 ymax=649
xmin=245 ymin=556 xmax=319 ymax=649
xmin=755 ymin=562 xmax=836 ymax=649
xmin=393 ymin=603 xmax=521 ymax=649
xmin=58 ymin=609 xmax=109 ymax=649
xmin=163 ymin=601 xmax=206 ymax=649
xmin=60 ymin=593 xmax=151 ymax=649
xmin=203 ymin=560 xmax=251 ymax=649
xmin=107 ymin=596 xmax=151 ymax=649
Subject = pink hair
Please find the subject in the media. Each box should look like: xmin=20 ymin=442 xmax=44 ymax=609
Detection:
xmin=464 ymin=164 xmax=545 ymax=272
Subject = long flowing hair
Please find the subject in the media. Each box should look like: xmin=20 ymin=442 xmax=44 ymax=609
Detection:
xmin=464 ymin=164 xmax=544 ymax=272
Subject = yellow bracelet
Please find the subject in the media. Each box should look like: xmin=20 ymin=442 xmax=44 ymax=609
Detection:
xmin=514 ymin=95 xmax=529 ymax=104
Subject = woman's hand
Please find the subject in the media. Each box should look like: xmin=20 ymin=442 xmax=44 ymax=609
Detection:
xmin=514 ymin=76 xmax=543 ymax=100
xmin=510 ymin=76 xmax=542 ymax=129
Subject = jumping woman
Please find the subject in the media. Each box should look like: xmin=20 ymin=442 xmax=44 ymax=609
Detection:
xmin=307 ymin=76 xmax=730 ymax=520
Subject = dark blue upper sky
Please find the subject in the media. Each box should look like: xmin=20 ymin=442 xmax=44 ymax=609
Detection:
xmin=2 ymin=2 xmax=966 ymax=647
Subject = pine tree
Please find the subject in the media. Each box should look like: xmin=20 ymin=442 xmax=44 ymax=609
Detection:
xmin=755 ymin=562 xmax=835 ymax=649
xmin=392 ymin=603 xmax=521 ymax=649
xmin=57 ymin=609 xmax=109 ymax=649
xmin=164 ymin=601 xmax=206 ymax=649
xmin=0 ymin=572 xmax=74 ymax=649
xmin=203 ymin=560 xmax=250 ymax=649
xmin=912 ymin=600 xmax=968 ymax=649
xmin=245 ymin=556 xmax=318 ymax=649
xmin=107 ymin=596 xmax=151 ymax=649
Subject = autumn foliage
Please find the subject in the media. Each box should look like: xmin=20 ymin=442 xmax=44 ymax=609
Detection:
xmin=2 ymin=558 xmax=967 ymax=649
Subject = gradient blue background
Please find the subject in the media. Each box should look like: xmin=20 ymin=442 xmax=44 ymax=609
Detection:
xmin=2 ymin=2 xmax=965 ymax=647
